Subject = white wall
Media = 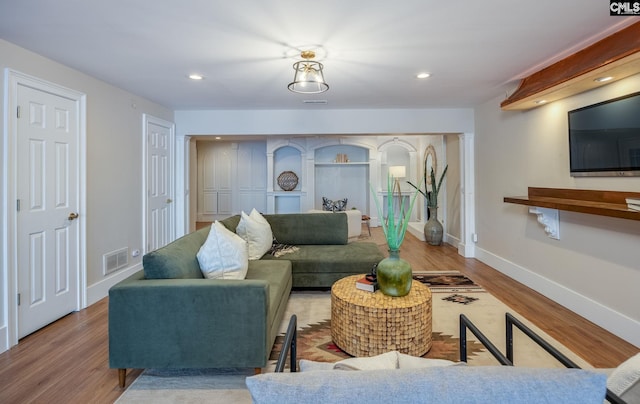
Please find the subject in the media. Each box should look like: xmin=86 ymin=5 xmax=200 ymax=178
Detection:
xmin=175 ymin=109 xmax=474 ymax=137
xmin=474 ymin=73 xmax=640 ymax=347
xmin=446 ymin=135 xmax=461 ymax=241
xmin=175 ymin=108 xmax=474 ymax=234
xmin=0 ymin=39 xmax=173 ymax=352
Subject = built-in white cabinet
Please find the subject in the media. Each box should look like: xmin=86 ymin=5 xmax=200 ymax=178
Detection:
xmin=267 ymin=141 xmax=306 ymax=213
xmin=313 ymin=144 xmax=370 ymax=213
xmin=197 ymin=141 xmax=266 ymax=221
xmin=195 ymin=136 xmax=444 ymax=227
xmin=237 ymin=142 xmax=267 ymax=213
xmin=199 ymin=142 xmax=232 ymax=220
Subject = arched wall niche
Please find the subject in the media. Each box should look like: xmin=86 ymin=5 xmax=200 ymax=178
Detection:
xmin=266 ymin=139 xmax=307 ymax=214
xmin=377 ymin=138 xmax=418 ymax=193
xmin=307 ymin=139 xmax=374 ymax=215
xmin=374 ymin=138 xmax=420 ymax=223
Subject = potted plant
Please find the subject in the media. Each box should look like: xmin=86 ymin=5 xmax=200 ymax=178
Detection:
xmin=370 ymin=173 xmax=420 ymax=297
xmin=408 ymin=163 xmax=448 ymax=245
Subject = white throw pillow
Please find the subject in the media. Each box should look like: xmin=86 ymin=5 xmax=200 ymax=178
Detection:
xmin=333 ymin=351 xmax=400 ymax=371
xmin=196 ymin=221 xmax=248 ymax=279
xmin=236 ymin=208 xmax=273 ymax=260
xmin=299 ymin=360 xmax=336 ymax=372
xmin=331 ymin=351 xmax=458 ymax=371
xmin=607 ymin=352 xmax=640 ymax=399
xmin=397 ymin=353 xmax=458 ymax=369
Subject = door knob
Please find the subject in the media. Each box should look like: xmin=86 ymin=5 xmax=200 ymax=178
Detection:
xmin=68 ymin=212 xmax=79 ymax=221
xmin=166 ymin=198 xmax=173 ymax=204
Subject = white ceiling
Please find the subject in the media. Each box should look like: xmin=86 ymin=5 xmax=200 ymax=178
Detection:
xmin=0 ymin=1 xmax=636 ymax=110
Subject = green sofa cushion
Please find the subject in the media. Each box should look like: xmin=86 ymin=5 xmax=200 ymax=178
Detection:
xmin=220 ymin=213 xmax=348 ymax=246
xmin=261 ymin=243 xmax=383 ymax=287
xmin=261 ymin=243 xmax=382 ymax=274
xmin=143 ymin=226 xmax=210 ymax=279
xmin=246 ymin=260 xmax=293 ymax=354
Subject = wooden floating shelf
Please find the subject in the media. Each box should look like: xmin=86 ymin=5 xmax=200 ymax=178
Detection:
xmin=504 ymin=187 xmax=640 ymax=221
xmin=501 ymin=22 xmax=640 ymax=110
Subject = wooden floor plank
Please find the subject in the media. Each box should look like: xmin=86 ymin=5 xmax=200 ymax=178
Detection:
xmin=0 ymin=225 xmax=637 ymax=403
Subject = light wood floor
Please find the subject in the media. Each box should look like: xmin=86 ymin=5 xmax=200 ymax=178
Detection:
xmin=0 ymin=226 xmax=637 ymax=403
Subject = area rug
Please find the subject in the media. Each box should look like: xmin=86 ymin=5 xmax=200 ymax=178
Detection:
xmin=117 ymin=271 xmax=592 ymax=403
xmin=412 ymin=270 xmax=484 ymax=292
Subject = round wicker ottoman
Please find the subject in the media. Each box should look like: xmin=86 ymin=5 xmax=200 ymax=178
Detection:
xmin=331 ymin=274 xmax=432 ymax=357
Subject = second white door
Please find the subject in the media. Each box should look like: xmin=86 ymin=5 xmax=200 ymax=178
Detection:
xmin=145 ymin=116 xmax=175 ymax=252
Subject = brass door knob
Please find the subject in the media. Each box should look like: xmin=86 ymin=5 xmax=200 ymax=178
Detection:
xmin=68 ymin=212 xmax=79 ymax=220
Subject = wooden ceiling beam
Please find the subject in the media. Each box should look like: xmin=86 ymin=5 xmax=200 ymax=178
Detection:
xmin=501 ymin=22 xmax=640 ymax=110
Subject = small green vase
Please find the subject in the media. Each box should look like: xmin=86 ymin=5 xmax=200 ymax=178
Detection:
xmin=376 ymin=250 xmax=412 ymax=297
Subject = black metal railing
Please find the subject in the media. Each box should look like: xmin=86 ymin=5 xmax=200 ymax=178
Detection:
xmin=274 ymin=314 xmax=297 ymax=373
xmin=460 ymin=313 xmax=626 ymax=404
xmin=459 ymin=314 xmax=512 ymax=365
xmin=505 ymin=313 xmax=580 ymax=368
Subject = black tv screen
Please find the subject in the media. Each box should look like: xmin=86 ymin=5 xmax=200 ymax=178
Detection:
xmin=568 ymin=91 xmax=640 ymax=177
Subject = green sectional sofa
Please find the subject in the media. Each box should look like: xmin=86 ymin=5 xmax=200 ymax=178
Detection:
xmin=219 ymin=213 xmax=384 ymax=287
xmin=109 ymin=212 xmax=383 ymax=387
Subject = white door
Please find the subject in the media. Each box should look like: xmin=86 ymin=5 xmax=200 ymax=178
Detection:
xmin=16 ymin=84 xmax=79 ymax=338
xmin=145 ymin=116 xmax=174 ymax=252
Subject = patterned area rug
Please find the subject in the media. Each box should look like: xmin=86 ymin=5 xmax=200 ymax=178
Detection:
xmin=268 ymin=273 xmax=591 ymax=369
xmin=269 ymin=272 xmax=486 ymax=365
xmin=412 ymin=270 xmax=484 ymax=292
xmin=117 ymin=271 xmax=592 ymax=403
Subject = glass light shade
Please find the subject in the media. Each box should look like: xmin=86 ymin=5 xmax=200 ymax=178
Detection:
xmin=288 ymin=60 xmax=329 ymax=94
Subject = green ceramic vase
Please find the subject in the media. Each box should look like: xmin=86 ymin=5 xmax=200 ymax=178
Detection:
xmin=376 ymin=249 xmax=412 ymax=297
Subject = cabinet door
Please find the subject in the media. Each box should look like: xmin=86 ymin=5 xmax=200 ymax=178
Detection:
xmin=203 ymin=191 xmax=218 ymax=214
xmin=214 ymin=148 xmax=232 ymax=191
xmin=238 ymin=142 xmax=267 ymax=191
xmin=201 ymin=145 xmax=232 ymax=191
xmin=217 ymin=191 xmax=233 ymax=215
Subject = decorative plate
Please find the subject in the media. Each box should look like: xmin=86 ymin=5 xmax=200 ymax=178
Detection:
xmin=277 ymin=171 xmax=299 ymax=191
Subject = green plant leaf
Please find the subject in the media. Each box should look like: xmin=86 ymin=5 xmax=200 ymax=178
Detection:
xmin=406 ymin=180 xmax=428 ymax=199
xmin=370 ymin=172 xmax=421 ymax=251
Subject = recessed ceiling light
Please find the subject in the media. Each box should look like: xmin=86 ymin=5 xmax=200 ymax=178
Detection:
xmin=535 ymin=100 xmax=547 ymax=105
xmin=416 ymin=72 xmax=431 ymax=79
xmin=188 ymin=74 xmax=204 ymax=80
xmin=594 ymin=76 xmax=613 ymax=83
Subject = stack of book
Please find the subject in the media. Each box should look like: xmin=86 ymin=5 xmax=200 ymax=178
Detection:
xmin=627 ymin=198 xmax=640 ymax=212
xmin=356 ymin=277 xmax=378 ymax=292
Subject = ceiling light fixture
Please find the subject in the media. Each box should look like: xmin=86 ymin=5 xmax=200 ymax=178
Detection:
xmin=288 ymin=50 xmax=329 ymax=94
xmin=416 ymin=72 xmax=431 ymax=79
xmin=188 ymin=74 xmax=204 ymax=80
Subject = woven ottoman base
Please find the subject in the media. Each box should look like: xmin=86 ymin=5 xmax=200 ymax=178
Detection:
xmin=331 ymin=274 xmax=432 ymax=357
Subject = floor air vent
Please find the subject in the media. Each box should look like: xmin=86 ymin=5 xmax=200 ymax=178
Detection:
xmin=103 ymin=248 xmax=129 ymax=275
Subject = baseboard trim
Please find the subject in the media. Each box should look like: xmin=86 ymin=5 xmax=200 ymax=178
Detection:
xmin=87 ymin=263 xmax=142 ymax=306
xmin=457 ymin=241 xmax=475 ymax=258
xmin=407 ymin=222 xmax=425 ymax=241
xmin=475 ymin=247 xmax=640 ymax=347
xmin=0 ymin=326 xmax=8 ymax=354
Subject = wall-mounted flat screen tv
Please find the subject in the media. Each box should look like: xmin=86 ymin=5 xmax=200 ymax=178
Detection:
xmin=568 ymin=91 xmax=640 ymax=177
